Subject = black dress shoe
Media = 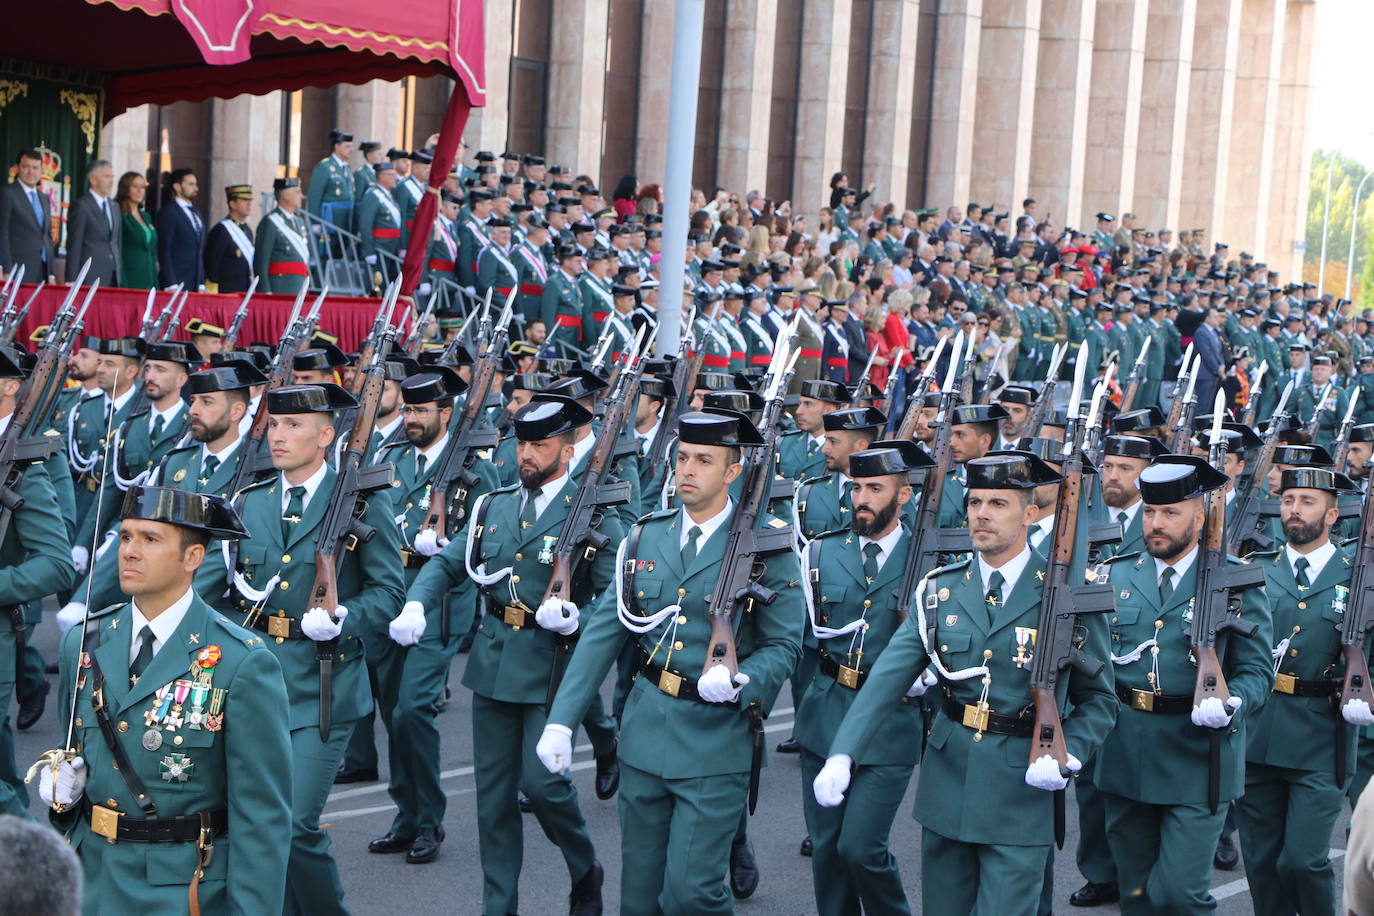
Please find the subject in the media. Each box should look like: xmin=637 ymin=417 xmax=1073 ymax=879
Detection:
xmin=367 ymin=831 xmax=415 ymax=854
xmin=44 ymin=662 xmax=58 ymax=675
xmin=594 ymin=740 xmax=620 ymax=800
xmin=334 ymin=767 xmax=379 ymax=784
xmin=518 ymin=793 xmax=533 ymax=813
xmin=799 ymin=835 xmax=813 ymax=857
xmin=1213 ymin=833 xmax=1239 ymax=871
xmin=16 ymin=679 xmax=48 ymax=731
xmin=569 ymin=860 xmax=603 ymax=915
xmin=775 ymin=736 xmax=800 ymax=754
xmin=406 ymin=826 xmax=445 ymax=864
xmin=729 ymin=836 xmax=759 ymax=899
xmin=1069 ymin=881 xmax=1119 ymax=907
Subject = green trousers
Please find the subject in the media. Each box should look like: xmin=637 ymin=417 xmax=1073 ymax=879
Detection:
xmin=1237 ymin=762 xmax=1344 ymax=916
xmin=788 ymin=644 xmax=821 ymax=714
xmin=920 ymin=826 xmax=1050 ymax=915
xmin=619 ymin=762 xmax=748 ymax=916
xmin=1104 ymin=792 xmax=1227 ymax=915
xmin=799 ymin=751 xmax=913 ymax=916
xmin=284 ymin=719 xmax=356 ymax=916
xmin=1075 ymin=754 xmax=1118 ymax=884
xmin=341 ymin=616 xmax=389 ymax=773
xmin=0 ymin=623 xmax=24 ymax=817
xmin=471 ymin=692 xmax=596 ymax=916
xmin=382 ymin=622 xmax=462 ymax=834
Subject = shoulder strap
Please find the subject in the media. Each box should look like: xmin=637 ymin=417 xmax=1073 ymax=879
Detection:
xmin=81 ymin=623 xmax=159 ymax=817
xmin=468 ymin=488 xmax=499 ymax=590
xmin=622 ymin=518 xmax=647 ymax=616
xmin=806 ymin=538 xmax=823 ymax=613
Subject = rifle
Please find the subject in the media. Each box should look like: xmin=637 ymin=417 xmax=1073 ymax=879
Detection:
xmin=541 ymin=328 xmax=649 ymax=707
xmin=440 ymin=288 xmax=489 ymax=365
xmin=1082 ymin=359 xmax=1117 ymax=466
xmin=219 ymin=276 xmax=258 ymax=352
xmin=1226 ymin=381 xmax=1294 ymax=556
xmin=1166 ymin=354 xmax=1201 ymax=453
xmin=1338 ymin=446 xmax=1374 ymax=785
xmin=672 ymin=324 xmax=706 ymax=419
xmin=847 ymin=348 xmax=880 ymax=408
xmin=1118 ymin=335 xmax=1151 ymax=413
xmin=646 ymin=328 xmax=691 ymax=477
xmin=1240 ymin=361 xmax=1267 ymax=429
xmin=1304 ymin=385 xmax=1338 ymax=445
xmin=351 ymin=281 xmax=400 ymax=395
xmin=957 ymin=329 xmax=977 ymax=406
xmin=879 ymin=347 xmax=906 ymax=415
xmin=307 ymin=328 xmax=399 ymax=740
xmin=1331 ymin=390 xmax=1362 ymax=472
xmin=1190 ymin=394 xmax=1265 ymax=813
xmin=25 ymin=275 xmax=95 ymax=437
xmin=700 ymin=331 xmax=800 ymax=814
xmin=896 ymin=336 xmax=949 ymax=441
xmin=160 ymin=288 xmax=190 ymax=338
xmin=403 ymin=287 xmax=439 ymax=358
xmin=1028 ymin=360 xmax=1117 ymax=848
xmin=1164 ymin=341 xmax=1195 ymax=421
xmin=1024 ymin=343 xmax=1068 ymax=436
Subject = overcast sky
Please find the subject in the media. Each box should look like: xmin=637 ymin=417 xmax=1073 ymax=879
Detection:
xmin=1310 ymin=0 xmax=1374 ymax=166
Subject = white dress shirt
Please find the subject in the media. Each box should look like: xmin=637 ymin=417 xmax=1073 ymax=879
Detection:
xmin=280 ymin=461 xmax=329 ymax=513
xmin=1154 ymin=544 xmax=1199 ymax=589
xmin=1285 ymin=539 xmax=1335 ymax=583
xmin=129 ymin=586 xmax=196 ymax=665
xmin=523 ymin=470 xmax=570 ymax=521
xmin=680 ymin=498 xmax=733 ymax=550
xmin=414 ymin=433 xmax=449 ymax=478
xmin=858 ymin=522 xmax=904 ymax=575
xmin=978 ymin=545 xmax=1033 ymax=596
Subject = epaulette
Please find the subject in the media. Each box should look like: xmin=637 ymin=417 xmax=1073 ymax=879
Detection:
xmin=812 ymin=526 xmax=853 ymax=542
xmin=486 ymin=483 xmax=522 ymax=497
xmin=377 ymin=440 xmax=409 ymax=454
xmin=1102 ymin=551 xmax=1141 ymax=565
xmin=634 ymin=507 xmax=678 ymax=526
xmin=89 ymin=602 xmax=125 ymax=620
xmin=799 ymin=472 xmax=833 ymax=487
xmin=779 ymin=428 xmax=804 ymax=439
xmin=1242 ymin=549 xmax=1283 ymax=562
xmin=162 ymin=441 xmax=200 ymax=457
xmin=212 ymin=613 xmax=262 ymax=649
xmin=237 ymin=475 xmax=276 ymax=494
xmin=935 ymin=556 xmax=972 ymax=575
xmin=1339 ymin=536 xmax=1359 ymax=549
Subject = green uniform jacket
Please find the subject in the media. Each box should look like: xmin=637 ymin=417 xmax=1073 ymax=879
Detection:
xmin=78 ymin=403 xmax=190 ymax=551
xmin=200 ymin=470 xmax=405 ymax=730
xmin=357 ymin=185 xmax=404 ymax=260
xmin=1097 ymin=551 xmax=1273 ymax=804
xmin=829 ymin=552 xmax=1117 ymax=847
xmin=71 ymin=389 xmax=142 ymax=532
xmin=457 ymin=214 xmax=489 ymax=287
xmin=408 ymin=475 xmax=625 ymax=705
xmin=1247 ymin=545 xmax=1361 ymax=776
xmin=795 ymin=528 xmax=923 ymax=766
xmin=253 ymin=208 xmax=310 ymax=295
xmin=550 ymin=506 xmax=804 ymax=778
xmin=0 ymin=466 xmax=74 ymax=638
xmin=540 ymin=270 xmax=583 ymax=348
xmin=578 ymin=273 xmax=614 ymax=348
xmin=777 ymin=430 xmax=827 ymax=482
xmin=352 ymin=163 xmax=377 ymax=205
xmin=476 ymin=244 xmax=520 ymax=302
xmin=306 ymin=156 xmax=356 ymax=224
xmin=1295 ymin=381 xmax=1350 ymax=449
xmin=54 ymin=596 xmax=291 ymax=916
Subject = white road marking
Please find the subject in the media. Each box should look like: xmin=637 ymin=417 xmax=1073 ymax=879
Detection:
xmin=1211 ymin=847 xmax=1345 ymax=900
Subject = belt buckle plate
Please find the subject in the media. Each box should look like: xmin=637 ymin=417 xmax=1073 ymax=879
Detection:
xmin=657 ymin=670 xmax=683 ymax=697
xmin=961 ymin=703 xmax=989 ymax=731
xmin=1274 ymin=673 xmax=1297 ymax=695
xmin=90 ymin=804 xmax=120 ymax=841
xmin=837 ymin=665 xmax=861 ymax=689
xmin=503 ymin=606 xmax=525 ymax=629
xmin=266 ymin=615 xmax=292 ymax=639
xmin=1130 ymin=688 xmax=1156 ymax=712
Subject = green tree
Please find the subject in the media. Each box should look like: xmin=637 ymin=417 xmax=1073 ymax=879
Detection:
xmin=1306 ymin=149 xmax=1374 ymax=307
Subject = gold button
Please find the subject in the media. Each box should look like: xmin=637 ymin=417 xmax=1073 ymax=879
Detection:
xmin=678 ymin=588 xmax=687 ymax=597
xmin=106 ymin=799 xmax=118 ymax=808
xmin=512 ymin=575 xmax=520 ymax=583
xmin=338 ymin=653 xmax=346 ymax=660
xmin=279 ymin=581 xmax=289 ymax=590
xmin=515 ymin=553 xmax=523 ymax=561
xmin=983 ymin=649 xmax=993 ymax=659
xmin=941 ymin=644 xmax=949 ymax=651
xmin=678 ymin=615 xmax=688 ymax=625
xmin=863 ymin=599 xmax=872 ymax=608
xmin=117 ymin=721 xmax=128 ymax=733
xmin=1297 ymin=601 xmax=1307 ymax=610
xmin=674 ymin=641 xmax=684 ymax=650
xmin=276 ymin=637 xmax=285 ymax=644
xmin=74 ymin=717 xmax=82 ymax=727
xmin=282 ymin=554 xmax=291 ymax=563
xmin=637 ymin=590 xmax=645 ymax=598
xmin=174 ymin=735 xmax=183 ymax=746
xmin=863 ymin=622 xmax=870 ymax=630
xmin=1154 ymin=620 xmax=1163 ymax=629
xmin=1293 ymin=625 xmax=1301 ymax=634
xmin=972 ymin=732 xmax=983 ymax=742
xmin=1290 ymin=649 xmax=1299 ymax=657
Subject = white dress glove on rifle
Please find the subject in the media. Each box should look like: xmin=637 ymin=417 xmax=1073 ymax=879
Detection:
xmin=1344 ymin=699 xmax=1374 ymax=727
xmin=71 ymin=546 xmax=89 ymax=574
xmin=1191 ymin=695 xmax=1242 ymax=728
xmin=38 ymin=757 xmax=86 ymax=808
xmin=906 ymin=669 xmax=938 ymax=698
xmin=536 ymin=724 xmax=574 ymax=774
xmin=56 ymin=602 xmax=87 ymax=636
xmin=301 ymin=605 xmax=347 ymax=641
xmin=389 ymin=601 xmax=427 ymax=647
xmin=1024 ymin=753 xmax=1082 ymax=791
xmin=813 ymin=754 xmax=853 ymax=807
xmin=534 ymin=598 xmax=580 ymax=636
xmin=697 ymin=666 xmax=749 ymax=703
xmin=412 ymin=528 xmax=448 ymax=557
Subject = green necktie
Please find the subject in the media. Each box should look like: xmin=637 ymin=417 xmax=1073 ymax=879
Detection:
xmin=1295 ymin=557 xmax=1311 ymax=590
xmin=282 ymin=485 xmax=306 ymax=540
xmin=683 ymin=525 xmax=702 ymax=567
xmin=1116 ymin=511 xmax=1128 ymax=529
xmin=985 ymin=570 xmax=1004 ymax=608
xmin=150 ymin=413 xmax=165 ymax=443
xmin=862 ymin=542 xmax=881 ymax=584
xmin=1159 ymin=567 xmax=1175 ymax=603
xmin=841 ymin=480 xmax=852 ymax=510
xmin=201 ymin=454 xmax=219 ymax=481
xmin=129 ymin=626 xmax=155 ymax=682
xmin=417 ymin=453 xmax=428 ymax=479
xmin=519 ymin=486 xmax=542 ymax=530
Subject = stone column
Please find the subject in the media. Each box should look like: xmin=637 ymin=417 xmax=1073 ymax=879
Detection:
xmin=924 ymin=0 xmax=982 ymax=209
xmin=1265 ymin=0 xmax=1315 ymax=278
xmin=100 ymin=105 xmax=152 ymax=175
xmin=464 ymin=0 xmax=514 ymax=153
xmin=207 ymin=93 xmax=284 ymax=214
xmin=792 ymin=0 xmax=852 ymax=215
xmin=1082 ymin=0 xmax=1149 ymax=222
xmin=1222 ymin=0 xmax=1286 ymax=256
xmin=635 ymin=1 xmax=675 ymax=183
xmin=970 ymin=0 xmax=1041 ymax=214
xmin=861 ymin=0 xmax=923 ymax=209
xmin=1178 ymin=0 xmax=1241 ymax=242
xmin=1028 ymin=0 xmax=1094 ymax=224
xmin=1133 ymin=0 xmax=1196 ymax=231
xmin=546 ymin=0 xmax=609 ymax=174
xmin=335 ymin=81 xmax=404 ymax=151
xmin=716 ymin=0 xmax=777 ymax=196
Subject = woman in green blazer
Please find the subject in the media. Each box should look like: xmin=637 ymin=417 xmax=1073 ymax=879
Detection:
xmin=115 ymin=170 xmax=157 ymax=289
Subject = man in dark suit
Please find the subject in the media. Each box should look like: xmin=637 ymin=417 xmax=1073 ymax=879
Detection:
xmin=203 ymin=184 xmax=255 ymax=294
xmin=0 ymin=149 xmax=55 ymax=281
xmin=156 ymin=167 xmax=205 ymax=289
xmin=1193 ymin=306 xmax=1227 ymax=412
xmin=63 ymin=159 xmax=121 ymax=285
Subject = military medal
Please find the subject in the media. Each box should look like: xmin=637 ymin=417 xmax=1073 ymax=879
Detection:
xmin=159 ymin=753 xmax=194 ymax=783
xmin=1013 ymin=627 xmax=1037 ymax=668
xmin=418 ymin=485 xmax=432 ymax=512
xmin=945 ymin=615 xmax=958 ymax=626
xmin=938 ymin=587 xmax=950 ymax=601
xmin=205 ymin=688 xmax=226 ymax=731
xmin=186 ymin=682 xmax=209 ymax=729
xmin=1334 ymin=586 xmax=1349 ymax=619
xmin=197 ymin=645 xmax=222 ymax=669
xmin=142 ymin=728 xmax=163 ymax=751
xmin=538 ymin=536 xmax=556 ymax=565
xmin=144 ymin=683 xmax=173 ymax=727
xmin=80 ymin=652 xmax=91 ymax=669
xmin=164 ymin=679 xmax=192 ymax=731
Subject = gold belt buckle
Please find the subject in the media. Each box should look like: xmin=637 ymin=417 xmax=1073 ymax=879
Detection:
xmin=1130 ymin=688 xmax=1156 ymax=712
xmin=266 ymin=615 xmax=292 ymax=639
xmin=503 ymin=606 xmax=525 ymax=630
xmin=90 ymin=804 xmax=120 ymax=841
xmin=837 ymin=665 xmax=861 ymax=689
xmin=961 ymin=703 xmax=990 ymax=731
xmin=1274 ymin=673 xmax=1297 ymax=695
xmin=85 ymin=477 xmax=98 ymax=492
xmin=657 ymin=670 xmax=683 ymax=697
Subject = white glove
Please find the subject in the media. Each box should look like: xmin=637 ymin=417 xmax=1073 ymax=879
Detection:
xmin=38 ymin=757 xmax=86 ymax=808
xmin=536 ymin=724 xmax=574 ymax=774
xmin=1191 ymin=695 xmax=1242 ymax=728
xmin=813 ymin=754 xmax=853 ymax=807
xmin=56 ymin=602 xmax=87 ymax=636
xmin=418 ymin=283 xmax=432 ymax=296
xmin=71 ymin=546 xmax=89 ymax=574
xmin=534 ymin=598 xmax=580 ymax=636
xmin=698 ymin=666 xmax=749 ymax=703
xmin=389 ymin=601 xmax=427 ymax=647
xmin=906 ymin=669 xmax=938 ymax=698
xmin=1344 ymin=699 xmax=1374 ymax=727
xmin=412 ymin=528 xmax=449 ymax=557
xmin=1024 ymin=753 xmax=1082 ymax=791
xmin=301 ymin=605 xmax=347 ymax=641
xmin=365 ymin=254 xmax=378 ymax=265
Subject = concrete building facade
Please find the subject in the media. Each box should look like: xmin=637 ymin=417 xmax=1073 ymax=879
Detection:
xmin=100 ymin=0 xmax=1317 ymax=276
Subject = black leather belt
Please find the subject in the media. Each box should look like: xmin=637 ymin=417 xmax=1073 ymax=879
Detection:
xmin=940 ymin=693 xmax=1032 ymax=737
xmin=1273 ymin=673 xmax=1337 ymax=697
xmin=817 ymin=652 xmax=867 ymax=690
xmin=493 ymin=605 xmax=536 ymax=630
xmin=1115 ymin=683 xmax=1194 ymax=714
xmin=640 ymin=658 xmax=739 ymax=708
xmin=244 ymin=610 xmax=305 ymax=640
xmin=84 ymin=800 xmax=227 ymax=843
